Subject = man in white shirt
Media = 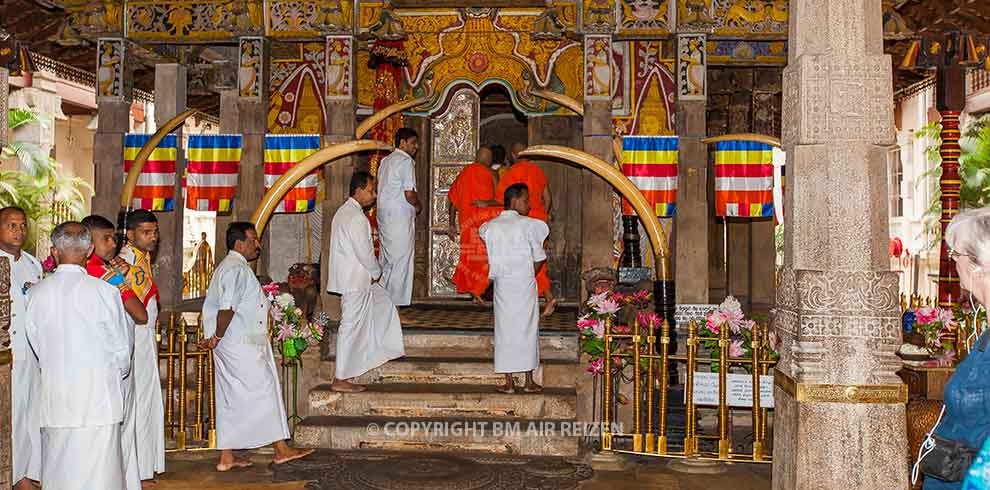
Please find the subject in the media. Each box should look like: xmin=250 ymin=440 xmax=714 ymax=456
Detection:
xmin=479 ymin=184 xmax=549 ymax=394
xmin=25 ymin=222 xmax=132 ymax=490
xmin=376 ymin=128 xmax=421 ymax=311
xmin=328 ymin=171 xmax=405 ymax=393
xmin=0 ymin=207 xmax=42 ymax=490
xmin=200 ymin=222 xmax=313 ymax=471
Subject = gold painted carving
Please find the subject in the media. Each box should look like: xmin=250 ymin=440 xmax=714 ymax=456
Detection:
xmin=774 ymin=370 xmax=908 ymax=405
xmin=712 ymin=0 xmax=787 ymax=37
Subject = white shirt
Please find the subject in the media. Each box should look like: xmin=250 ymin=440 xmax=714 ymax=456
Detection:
xmin=25 ymin=264 xmax=131 ymax=428
xmin=328 ymin=198 xmax=381 ymax=294
xmin=376 ymin=149 xmax=417 ymax=213
xmin=0 ymin=249 xmax=42 ymax=359
xmin=202 ymin=251 xmax=270 ymax=344
xmin=479 ymin=210 xmax=549 ymax=279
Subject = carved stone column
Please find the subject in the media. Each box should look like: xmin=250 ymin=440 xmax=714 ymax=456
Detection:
xmin=8 ymin=71 xmax=64 ymax=159
xmin=92 ymin=38 xmax=132 ymax=220
xmin=0 ymin=257 xmax=11 ymax=487
xmin=152 ymin=63 xmax=187 ymax=308
xmin=214 ymin=89 xmax=240 ymax=260
xmin=773 ymin=1 xmax=907 ymax=488
xmin=0 ymin=67 xmax=8 ymax=150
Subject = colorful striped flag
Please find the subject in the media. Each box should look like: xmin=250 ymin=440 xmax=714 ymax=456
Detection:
xmin=714 ymin=140 xmax=774 ymax=218
xmin=773 ymin=148 xmax=785 ymax=225
xmin=123 ymin=134 xmax=177 ymax=211
xmin=186 ymin=135 xmax=242 ymax=212
xmin=621 ymin=136 xmax=678 ymax=218
xmin=264 ymin=135 xmax=321 ymax=213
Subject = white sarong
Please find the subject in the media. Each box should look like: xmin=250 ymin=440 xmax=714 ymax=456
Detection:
xmin=377 ymin=208 xmax=416 ymax=307
xmin=133 ymin=300 xmax=165 ymax=478
xmin=493 ymin=275 xmax=540 ymax=373
xmin=121 ymin=373 xmax=141 ymax=490
xmin=42 ymin=424 xmax=124 ymax=490
xmin=336 ymin=283 xmax=405 ymax=380
xmin=11 ymin=356 xmax=41 ymax=484
xmin=213 ymin=336 xmax=290 ymax=449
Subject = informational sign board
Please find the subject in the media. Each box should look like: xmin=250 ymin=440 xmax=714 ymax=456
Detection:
xmin=689 ymin=372 xmax=775 ymax=408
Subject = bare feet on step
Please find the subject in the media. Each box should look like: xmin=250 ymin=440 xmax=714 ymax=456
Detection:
xmin=330 ymin=378 xmax=367 ymax=393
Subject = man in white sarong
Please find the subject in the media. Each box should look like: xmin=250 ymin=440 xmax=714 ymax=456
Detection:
xmin=118 ymin=209 xmax=166 ymax=484
xmin=25 ymin=222 xmax=132 ymax=490
xmin=0 ymin=207 xmax=42 ymax=490
xmin=328 ymin=171 xmax=405 ymax=393
xmin=376 ymin=127 xmax=421 ymax=312
xmin=200 ymin=222 xmax=314 ymax=471
xmin=82 ymin=214 xmax=150 ymax=490
xmin=479 ymin=183 xmax=549 ymax=394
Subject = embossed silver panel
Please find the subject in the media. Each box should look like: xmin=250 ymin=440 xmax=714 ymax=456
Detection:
xmin=429 ymin=88 xmax=479 ymax=297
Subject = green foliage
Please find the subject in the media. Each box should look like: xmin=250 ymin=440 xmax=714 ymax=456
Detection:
xmin=1 ymin=109 xmax=92 ymax=252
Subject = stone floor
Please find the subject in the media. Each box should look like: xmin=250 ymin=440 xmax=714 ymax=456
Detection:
xmin=160 ymin=449 xmax=772 ymax=490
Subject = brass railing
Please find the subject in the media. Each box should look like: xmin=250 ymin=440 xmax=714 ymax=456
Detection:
xmin=157 ymin=312 xmax=216 ymax=451
xmin=600 ymin=317 xmax=776 ymax=463
xmin=900 ymin=293 xmax=935 ymax=311
xmin=183 ymin=252 xmax=215 ymax=299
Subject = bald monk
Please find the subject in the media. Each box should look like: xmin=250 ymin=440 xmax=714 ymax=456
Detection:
xmin=484 ymin=143 xmax=556 ymax=316
xmin=447 ymin=147 xmax=503 ymax=305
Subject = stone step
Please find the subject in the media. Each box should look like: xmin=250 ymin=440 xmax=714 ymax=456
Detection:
xmin=309 ymin=383 xmax=577 ymax=420
xmin=321 ymin=357 xmax=579 ymax=388
xmin=294 ymin=415 xmax=581 ymax=457
xmin=325 ymin=328 xmax=579 ymax=361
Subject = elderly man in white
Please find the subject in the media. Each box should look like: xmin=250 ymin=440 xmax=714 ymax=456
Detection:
xmin=25 ymin=222 xmax=132 ymax=490
xmin=0 ymin=207 xmax=43 ymax=490
xmin=479 ymin=183 xmax=549 ymax=394
xmin=376 ymin=127 xmax=422 ymax=312
xmin=200 ymin=222 xmax=313 ymax=472
xmin=328 ymin=171 xmax=405 ymax=393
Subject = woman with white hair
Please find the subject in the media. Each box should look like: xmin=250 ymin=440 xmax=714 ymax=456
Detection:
xmin=922 ymin=208 xmax=990 ymax=489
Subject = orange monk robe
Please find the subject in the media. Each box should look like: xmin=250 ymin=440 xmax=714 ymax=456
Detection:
xmin=495 ymin=160 xmax=551 ymax=295
xmin=449 ymin=162 xmax=503 ymax=297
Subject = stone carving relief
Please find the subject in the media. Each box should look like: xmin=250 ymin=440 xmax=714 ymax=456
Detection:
xmin=711 ymin=0 xmax=787 ymax=36
xmin=584 ymin=35 xmax=612 ymax=100
xmin=238 ymin=37 xmax=265 ymax=98
xmin=0 ymin=68 xmax=7 ymax=148
xmin=126 ymin=0 xmax=263 ymax=40
xmin=269 ymin=1 xmax=353 ymax=37
xmin=677 ymin=33 xmax=706 ymax=99
xmin=96 ymin=37 xmax=129 ymax=101
xmin=324 ymin=36 xmax=352 ymax=100
xmin=0 ymin=256 xmax=9 ymax=348
xmin=618 ymin=0 xmax=670 ymax=33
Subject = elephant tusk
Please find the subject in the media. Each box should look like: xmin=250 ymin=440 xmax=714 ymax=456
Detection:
xmin=121 ymin=109 xmax=198 ymax=208
xmin=530 ymin=90 xmax=584 ymax=116
xmin=701 ymin=133 xmax=782 ymax=148
xmin=355 ymin=96 xmax=434 ymax=139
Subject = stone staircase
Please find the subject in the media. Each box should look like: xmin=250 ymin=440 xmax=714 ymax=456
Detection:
xmin=294 ymin=324 xmax=583 ymax=457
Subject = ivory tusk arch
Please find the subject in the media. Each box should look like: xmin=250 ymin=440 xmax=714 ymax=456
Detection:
xmin=121 ymin=108 xmax=198 ymax=208
xmin=355 ymin=96 xmax=433 ymax=139
xmin=518 ymin=145 xmax=670 ymax=282
xmin=701 ymin=133 xmax=782 ymax=148
xmin=530 ymin=90 xmax=584 ymax=116
xmin=251 ymin=139 xmax=393 ymax=235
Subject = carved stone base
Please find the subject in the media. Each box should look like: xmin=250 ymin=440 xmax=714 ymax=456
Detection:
xmin=587 ymin=450 xmax=631 ymax=472
xmin=666 ymin=457 xmax=727 ymax=474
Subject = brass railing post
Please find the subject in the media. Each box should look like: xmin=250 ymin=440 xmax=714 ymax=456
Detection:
xmin=601 ymin=317 xmax=614 ymax=451
xmin=632 ymin=317 xmax=643 ymax=452
xmin=657 ymin=319 xmax=670 ymax=454
xmin=177 ymin=318 xmax=188 ymax=450
xmin=165 ymin=314 xmax=176 ymax=438
xmin=718 ymin=323 xmax=730 ymax=459
xmin=684 ymin=321 xmax=698 ymax=456
xmin=645 ymin=318 xmax=657 ymax=454
xmin=751 ymin=323 xmax=764 ymax=461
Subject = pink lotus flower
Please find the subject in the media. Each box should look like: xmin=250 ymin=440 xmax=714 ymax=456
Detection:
xmin=591 ymin=320 xmax=605 ymax=338
xmin=271 ymin=307 xmax=284 ymax=321
xmin=937 ymin=308 xmax=957 ymax=328
xmin=276 ymin=323 xmax=293 ymax=341
xmin=915 ymin=307 xmax=938 ymax=325
xmin=587 ymin=291 xmax=610 ymax=309
xmin=577 ymin=316 xmax=599 ymax=330
xmin=706 ymin=310 xmax=727 ymax=333
xmin=729 ymin=339 xmax=746 ymax=358
xmin=586 ymin=358 xmax=604 ymax=375
xmin=934 ymin=349 xmax=957 ymax=367
xmin=594 ymin=298 xmax=621 ymax=315
xmin=262 ymin=281 xmax=281 ymax=295
xmin=637 ymin=312 xmax=663 ymax=329
xmin=612 ymin=324 xmax=630 ymax=334
xmin=41 ymin=255 xmax=56 ymax=272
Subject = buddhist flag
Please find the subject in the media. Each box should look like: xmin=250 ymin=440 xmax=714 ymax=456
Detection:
xmin=123 ymin=134 xmax=177 ymax=211
xmin=621 ymin=136 xmax=678 ymax=218
xmin=186 ymin=135 xmax=242 ymax=213
xmin=714 ymin=140 xmax=774 ymax=218
xmin=264 ymin=135 xmax=320 ymax=213
xmin=772 ymin=148 xmax=785 ymax=225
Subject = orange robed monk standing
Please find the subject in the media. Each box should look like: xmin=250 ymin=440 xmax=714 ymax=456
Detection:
xmin=447 ymin=147 xmax=503 ymax=305
xmin=489 ymin=143 xmax=556 ymax=316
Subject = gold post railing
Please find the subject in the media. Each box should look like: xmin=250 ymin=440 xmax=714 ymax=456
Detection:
xmin=158 ymin=312 xmax=215 ymax=451
xmin=600 ymin=317 xmax=777 ymax=463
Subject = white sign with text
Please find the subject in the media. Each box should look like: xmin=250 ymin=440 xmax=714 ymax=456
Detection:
xmin=688 ymin=372 xmax=775 ymax=408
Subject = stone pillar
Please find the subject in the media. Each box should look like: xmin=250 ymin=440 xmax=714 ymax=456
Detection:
xmin=0 ymin=70 xmax=11 ymax=490
xmin=232 ymin=38 xmax=270 ymax=275
xmin=0 ymin=67 xmax=8 ymax=150
xmin=8 ymin=71 xmax=64 ymax=158
xmin=320 ymin=35 xmax=356 ymax=321
xmin=773 ymin=1 xmax=907 ymax=488
xmin=582 ymin=34 xmax=615 ymax=301
xmin=92 ymin=38 xmax=132 ymax=221
xmin=153 ymin=63 xmax=187 ymax=308
xmin=214 ymin=89 xmax=240 ymax=261
xmin=674 ymin=107 xmax=709 ymax=304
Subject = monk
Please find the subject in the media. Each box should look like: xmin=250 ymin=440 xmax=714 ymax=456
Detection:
xmin=491 ymin=143 xmax=556 ymax=316
xmin=447 ymin=147 xmax=503 ymax=305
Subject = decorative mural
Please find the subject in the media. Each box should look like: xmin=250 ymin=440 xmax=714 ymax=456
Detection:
xmin=618 ymin=0 xmax=671 ymax=34
xmin=324 ymin=36 xmax=352 ymax=100
xmin=677 ymin=33 xmax=706 ymax=100
xmin=96 ymin=37 xmax=127 ymax=100
xmin=707 ymin=40 xmax=786 ymax=65
xmin=584 ymin=35 xmax=612 ymax=100
xmin=612 ymin=41 xmax=676 ymax=136
xmin=677 ymin=0 xmax=715 ymax=28
xmin=584 ymin=0 xmax=616 ymax=33
xmin=268 ymin=42 xmax=327 ymax=134
xmin=711 ymin=0 xmax=788 ymax=37
xmin=239 ymin=37 xmax=265 ymax=98
xmin=125 ymin=0 xmax=263 ymax=41
xmin=268 ymin=1 xmax=353 ymax=37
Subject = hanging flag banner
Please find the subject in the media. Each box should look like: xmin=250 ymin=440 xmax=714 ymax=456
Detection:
xmin=186 ymin=134 xmax=242 ymax=213
xmin=714 ymin=140 xmax=774 ymax=218
xmin=264 ymin=135 xmax=321 ymax=213
xmin=772 ymin=147 xmax=785 ymax=225
xmin=621 ymin=135 xmax=679 ymax=218
xmin=123 ymin=133 xmax=177 ymax=211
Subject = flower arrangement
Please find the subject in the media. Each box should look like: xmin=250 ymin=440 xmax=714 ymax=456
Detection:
xmin=41 ymin=255 xmax=56 ymax=275
xmin=263 ymin=282 xmax=326 ymax=363
xmin=913 ymin=306 xmax=958 ymax=365
xmin=577 ymin=289 xmax=656 ymax=376
xmin=700 ymin=296 xmax=778 ymax=372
